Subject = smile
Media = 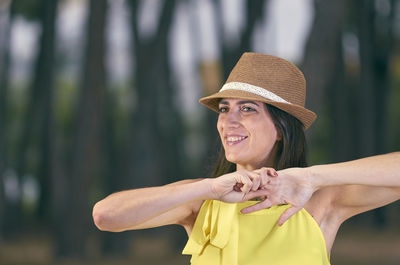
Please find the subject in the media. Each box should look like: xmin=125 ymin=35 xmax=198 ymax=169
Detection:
xmin=226 ymin=136 xmax=248 ymax=146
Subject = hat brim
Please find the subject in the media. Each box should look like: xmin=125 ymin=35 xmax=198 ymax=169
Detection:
xmin=199 ymin=89 xmax=317 ymax=129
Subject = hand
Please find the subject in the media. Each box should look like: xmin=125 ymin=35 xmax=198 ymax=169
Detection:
xmin=210 ymin=169 xmax=276 ymax=203
xmin=241 ymin=167 xmax=316 ymax=226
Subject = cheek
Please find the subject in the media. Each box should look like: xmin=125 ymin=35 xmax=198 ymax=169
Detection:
xmin=251 ymin=126 xmax=278 ymax=147
xmin=217 ymin=117 xmax=223 ymax=137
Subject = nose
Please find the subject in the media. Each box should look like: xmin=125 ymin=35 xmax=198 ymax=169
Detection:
xmin=220 ymin=108 xmax=241 ymax=129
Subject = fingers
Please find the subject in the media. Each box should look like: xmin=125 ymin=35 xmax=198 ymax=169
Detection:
xmin=240 ymin=199 xmax=273 ymax=214
xmin=278 ymin=206 xmax=301 ymax=226
xmin=248 ymin=171 xmax=261 ymax=191
xmin=255 ymin=167 xmax=278 ymax=177
xmin=236 ymin=174 xmax=253 ymax=194
xmin=259 ymin=170 xmax=268 ymax=187
xmin=229 ymin=168 xmax=279 ymax=200
xmin=243 ymin=189 xmax=268 ymax=201
xmin=236 ymin=170 xmax=262 ymax=192
xmin=236 ymin=167 xmax=301 ymax=222
xmin=235 ymin=168 xmax=277 ymax=193
xmin=266 ymin=167 xmax=278 ymax=177
xmin=256 ymin=167 xmax=278 ymax=188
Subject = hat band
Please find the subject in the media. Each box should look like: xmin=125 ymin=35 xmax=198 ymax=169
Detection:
xmin=219 ymin=82 xmax=291 ymax=104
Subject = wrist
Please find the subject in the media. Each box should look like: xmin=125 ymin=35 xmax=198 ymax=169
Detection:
xmin=199 ymin=178 xmax=218 ymax=200
xmin=307 ymin=165 xmax=322 ymax=192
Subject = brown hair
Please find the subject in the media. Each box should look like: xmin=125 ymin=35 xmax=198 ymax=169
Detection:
xmin=212 ymin=104 xmax=308 ymax=177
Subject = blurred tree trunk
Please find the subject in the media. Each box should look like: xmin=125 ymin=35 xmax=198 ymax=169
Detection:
xmin=36 ymin=0 xmax=58 ymax=223
xmin=301 ymin=0 xmax=348 ymax=163
xmin=126 ymin=0 xmax=164 ymax=189
xmin=127 ymin=0 xmax=183 ymax=187
xmin=101 ymin=91 xmax=132 ymax=256
xmin=302 ymin=0 xmax=347 ymax=119
xmin=357 ymin=0 xmax=394 ymax=156
xmin=356 ymin=0 xmax=395 ymax=228
xmin=215 ymin=0 xmax=268 ymax=79
xmin=0 ymin=0 xmax=16 ymax=239
xmin=123 ymin=0 xmax=185 ymax=251
xmin=54 ymin=0 xmax=108 ymax=258
xmin=358 ymin=0 xmax=378 ymax=157
xmin=327 ymin=35 xmax=353 ymax=162
xmin=303 ymin=0 xmax=396 ymax=227
xmin=10 ymin=0 xmax=58 ymax=234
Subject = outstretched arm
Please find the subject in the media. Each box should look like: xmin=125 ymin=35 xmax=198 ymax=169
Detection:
xmin=310 ymin=152 xmax=400 ymax=189
xmin=241 ymin=152 xmax=400 ymax=224
xmin=92 ymin=169 xmax=272 ymax=232
xmin=92 ymin=179 xmax=210 ymax=232
xmin=311 ymin=152 xmax=400 ymax=221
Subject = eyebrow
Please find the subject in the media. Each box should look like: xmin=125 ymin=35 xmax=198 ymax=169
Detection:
xmin=219 ymin=100 xmax=260 ymax=106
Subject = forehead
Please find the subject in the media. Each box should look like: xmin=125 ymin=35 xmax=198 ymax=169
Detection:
xmin=218 ymin=98 xmax=262 ymax=105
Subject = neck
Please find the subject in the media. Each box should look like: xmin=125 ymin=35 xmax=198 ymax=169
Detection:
xmin=236 ymin=143 xmax=278 ymax=171
xmin=236 ymin=160 xmax=274 ymax=171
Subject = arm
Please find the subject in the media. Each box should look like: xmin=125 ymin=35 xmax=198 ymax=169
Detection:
xmin=92 ymin=179 xmax=210 ymax=232
xmin=92 ymin=170 xmax=267 ymax=232
xmin=241 ymin=152 xmax=400 ymax=224
xmin=310 ymin=152 xmax=400 ymax=220
xmin=310 ymin=152 xmax=400 ymax=189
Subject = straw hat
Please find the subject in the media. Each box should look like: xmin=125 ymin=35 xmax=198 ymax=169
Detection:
xmin=199 ymin=52 xmax=317 ymax=129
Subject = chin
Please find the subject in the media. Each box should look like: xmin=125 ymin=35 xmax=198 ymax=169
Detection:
xmin=225 ymin=154 xmax=248 ymax=165
xmin=226 ymin=154 xmax=267 ymax=170
xmin=225 ymin=156 xmax=239 ymax=165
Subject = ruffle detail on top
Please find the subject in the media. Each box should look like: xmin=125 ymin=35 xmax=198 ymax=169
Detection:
xmin=182 ymin=200 xmax=331 ymax=265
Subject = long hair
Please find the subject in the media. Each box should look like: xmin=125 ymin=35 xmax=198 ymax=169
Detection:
xmin=212 ymin=104 xmax=308 ymax=177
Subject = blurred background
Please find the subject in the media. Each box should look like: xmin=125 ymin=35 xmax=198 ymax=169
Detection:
xmin=0 ymin=0 xmax=400 ymax=264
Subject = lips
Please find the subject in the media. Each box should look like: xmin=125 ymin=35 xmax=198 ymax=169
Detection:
xmin=225 ymin=135 xmax=248 ymax=146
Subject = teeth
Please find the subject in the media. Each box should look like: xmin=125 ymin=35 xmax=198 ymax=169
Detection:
xmin=227 ymin=136 xmax=246 ymax=142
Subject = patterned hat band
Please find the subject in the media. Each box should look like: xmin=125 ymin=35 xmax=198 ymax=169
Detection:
xmin=219 ymin=82 xmax=292 ymax=105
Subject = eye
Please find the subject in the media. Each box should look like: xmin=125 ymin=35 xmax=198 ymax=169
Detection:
xmin=218 ymin=106 xmax=229 ymax=113
xmin=241 ymin=105 xmax=255 ymax=112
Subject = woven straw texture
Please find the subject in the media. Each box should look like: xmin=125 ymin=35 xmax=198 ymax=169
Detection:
xmin=199 ymin=52 xmax=317 ymax=129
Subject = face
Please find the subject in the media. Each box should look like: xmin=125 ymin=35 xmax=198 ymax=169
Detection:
xmin=217 ymin=98 xmax=281 ymax=170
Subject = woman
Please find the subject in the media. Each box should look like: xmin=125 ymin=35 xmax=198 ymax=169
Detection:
xmin=92 ymin=53 xmax=400 ymax=265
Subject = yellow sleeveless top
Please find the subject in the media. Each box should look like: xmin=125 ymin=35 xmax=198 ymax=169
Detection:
xmin=182 ymin=200 xmax=330 ymax=265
